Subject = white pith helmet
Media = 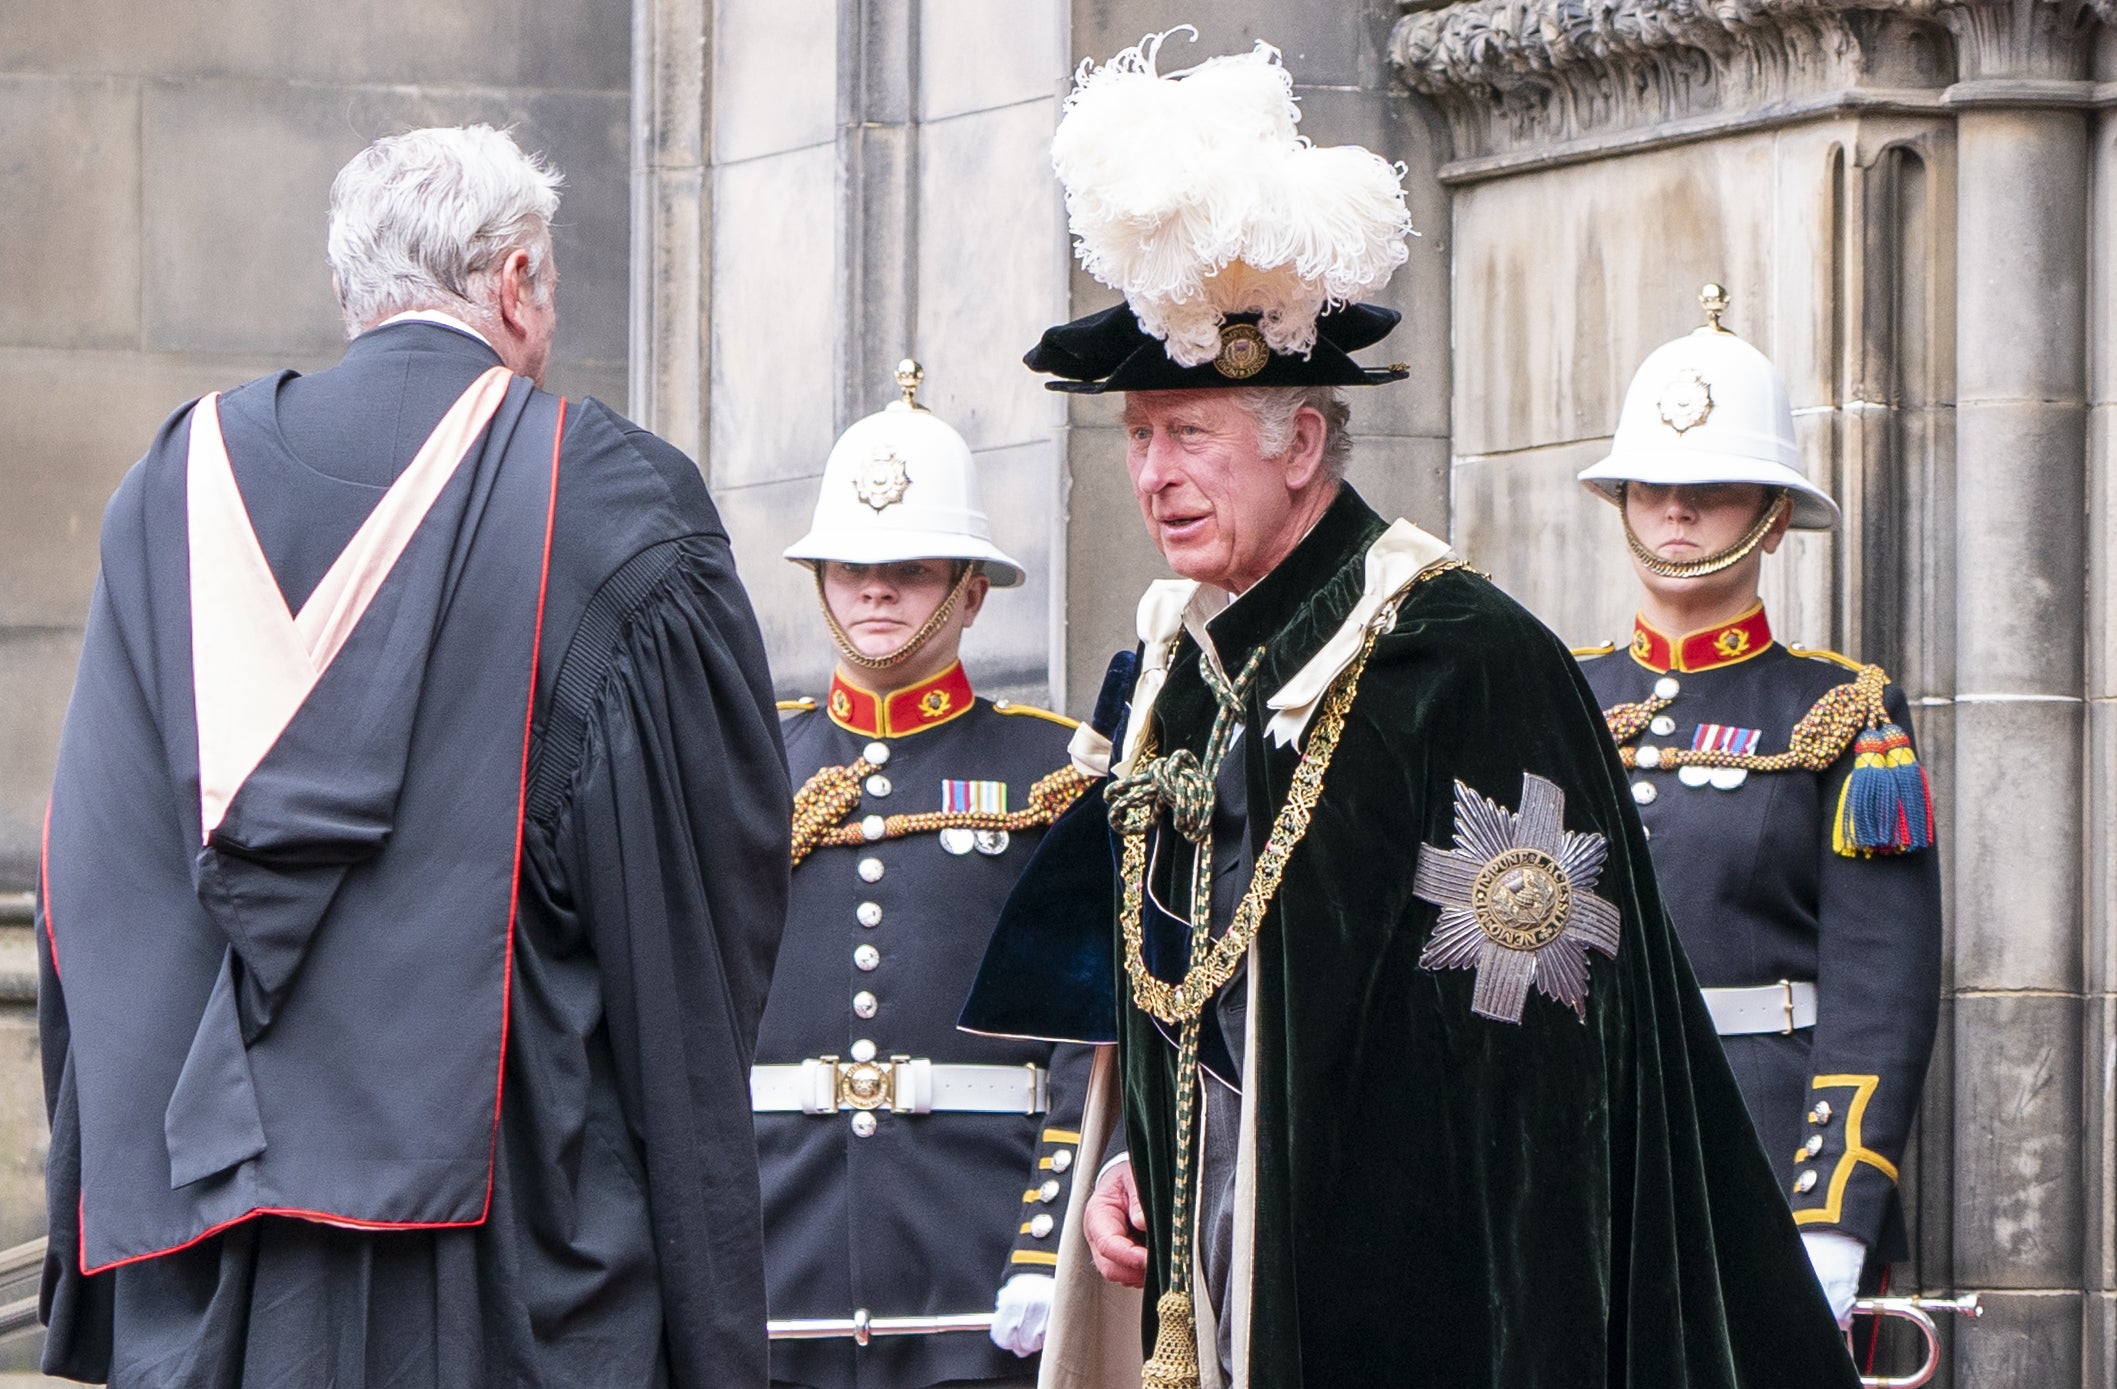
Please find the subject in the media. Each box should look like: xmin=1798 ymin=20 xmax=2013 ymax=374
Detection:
xmin=783 ymin=360 xmax=1025 ymax=587
xmin=1578 ymin=285 xmax=1839 ymax=531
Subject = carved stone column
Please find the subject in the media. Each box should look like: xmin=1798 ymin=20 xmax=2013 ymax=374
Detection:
xmin=2089 ymin=35 xmax=2117 ymax=1381
xmin=2076 ymin=8 xmax=2117 ymax=1383
xmin=630 ymin=0 xmax=711 ymax=462
xmin=1937 ymin=5 xmax=2093 ymax=1380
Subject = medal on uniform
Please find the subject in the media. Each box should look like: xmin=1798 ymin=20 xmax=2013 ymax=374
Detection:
xmin=939 ymin=780 xmax=1007 ymax=853
xmin=942 ymin=779 xmax=1006 ymax=813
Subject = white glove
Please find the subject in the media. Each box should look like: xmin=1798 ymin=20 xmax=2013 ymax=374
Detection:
xmin=989 ymin=1272 xmax=1055 ymax=1357
xmin=1801 ymin=1229 xmax=1866 ymax=1328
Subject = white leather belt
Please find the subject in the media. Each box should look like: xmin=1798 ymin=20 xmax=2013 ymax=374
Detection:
xmin=751 ymin=1058 xmax=1048 ymax=1115
xmin=1702 ymin=980 xmax=1817 ymax=1036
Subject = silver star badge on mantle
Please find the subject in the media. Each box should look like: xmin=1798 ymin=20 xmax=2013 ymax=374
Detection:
xmin=1413 ymin=773 xmax=1621 ymax=1023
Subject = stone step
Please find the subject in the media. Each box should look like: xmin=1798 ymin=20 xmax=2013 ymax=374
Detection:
xmin=0 ymin=894 xmax=31 ymax=1012
xmin=0 ymin=926 xmax=31 ymax=1008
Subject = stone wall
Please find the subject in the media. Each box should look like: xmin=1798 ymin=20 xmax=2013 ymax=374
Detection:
xmin=1394 ymin=3 xmax=2114 ymax=1381
xmin=636 ymin=0 xmax=1073 ymax=706
xmin=0 ymin=0 xmax=636 ymax=893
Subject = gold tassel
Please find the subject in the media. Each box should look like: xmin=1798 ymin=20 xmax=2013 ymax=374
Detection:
xmin=1141 ymin=1287 xmax=1200 ymax=1389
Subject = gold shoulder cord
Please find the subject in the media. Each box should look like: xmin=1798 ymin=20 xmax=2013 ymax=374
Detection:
xmin=790 ymin=760 xmax=1090 ymax=866
xmin=1122 ymin=559 xmax=1462 ymax=1389
xmin=1602 ymin=663 xmax=1890 ymax=775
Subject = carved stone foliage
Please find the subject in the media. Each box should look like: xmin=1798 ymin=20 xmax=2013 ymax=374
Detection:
xmin=1388 ymin=0 xmax=2098 ymax=166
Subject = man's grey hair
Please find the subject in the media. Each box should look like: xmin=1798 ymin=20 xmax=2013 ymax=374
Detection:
xmin=327 ymin=125 xmax=563 ymax=338
xmin=1229 ymin=386 xmax=1354 ymax=480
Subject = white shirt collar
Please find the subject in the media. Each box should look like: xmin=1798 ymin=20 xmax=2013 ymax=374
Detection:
xmin=374 ymin=309 xmax=496 ymax=352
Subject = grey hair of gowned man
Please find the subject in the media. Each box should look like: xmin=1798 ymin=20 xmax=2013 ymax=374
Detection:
xmin=327 ymin=125 xmax=564 ymax=339
xmin=1227 ymin=386 xmax=1354 ymax=481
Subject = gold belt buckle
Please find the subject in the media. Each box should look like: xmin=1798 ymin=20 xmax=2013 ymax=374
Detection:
xmin=835 ymin=1059 xmax=895 ymax=1110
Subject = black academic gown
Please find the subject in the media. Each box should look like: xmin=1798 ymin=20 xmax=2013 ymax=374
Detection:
xmin=37 ymin=322 xmax=790 ymax=1389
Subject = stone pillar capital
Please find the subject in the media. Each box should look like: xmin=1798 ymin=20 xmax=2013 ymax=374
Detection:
xmin=1938 ymin=0 xmax=2099 ymax=81
xmin=1389 ymin=0 xmax=2107 ymax=172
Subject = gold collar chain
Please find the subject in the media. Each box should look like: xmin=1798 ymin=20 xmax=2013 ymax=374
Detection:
xmin=1117 ymin=619 xmax=1376 ymax=1024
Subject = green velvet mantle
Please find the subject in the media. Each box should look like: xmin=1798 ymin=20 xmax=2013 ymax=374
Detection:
xmin=1118 ymin=488 xmax=1859 ymax=1387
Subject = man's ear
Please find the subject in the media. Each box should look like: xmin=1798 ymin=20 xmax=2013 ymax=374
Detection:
xmin=1283 ymin=405 xmax=1329 ymax=489
xmin=495 ymin=248 xmax=536 ymax=335
xmin=958 ymin=572 xmax=993 ymax=630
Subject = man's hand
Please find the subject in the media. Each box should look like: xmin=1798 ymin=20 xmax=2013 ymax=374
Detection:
xmin=1801 ymin=1229 xmax=1866 ymax=1328
xmin=990 ymin=1273 xmax=1055 ymax=1356
xmin=1085 ymin=1156 xmax=1148 ymax=1288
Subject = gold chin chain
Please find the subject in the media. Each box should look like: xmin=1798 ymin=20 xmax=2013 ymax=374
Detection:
xmin=1621 ymin=488 xmax=1787 ymax=580
xmin=1110 ymin=563 xmax=1456 ymax=1389
xmin=815 ymin=562 xmax=976 ymax=671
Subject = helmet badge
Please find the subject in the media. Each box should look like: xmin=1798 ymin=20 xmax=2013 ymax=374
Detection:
xmin=854 ymin=450 xmax=912 ymax=511
xmin=1656 ymin=368 xmax=1714 ymax=434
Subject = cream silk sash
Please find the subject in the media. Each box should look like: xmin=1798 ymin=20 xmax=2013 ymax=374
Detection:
xmin=1262 ymin=518 xmax=1453 ymax=747
xmin=1116 ymin=579 xmax=1228 ymax=777
xmin=188 ymin=366 xmax=514 ymax=837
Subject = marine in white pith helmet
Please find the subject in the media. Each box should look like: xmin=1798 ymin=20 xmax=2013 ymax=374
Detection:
xmin=1573 ymin=286 xmax=1941 ymax=1341
xmin=761 ymin=360 xmax=1094 ymax=1378
xmin=1577 ymin=284 xmax=1839 ymax=581
xmin=784 ymin=359 xmax=1025 ymax=676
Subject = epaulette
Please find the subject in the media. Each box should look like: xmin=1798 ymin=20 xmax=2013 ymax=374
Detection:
xmin=1788 ymin=645 xmax=1867 ymax=674
xmin=777 ymin=697 xmax=817 ymax=713
xmin=1781 ymin=661 xmax=1931 ymax=858
xmin=992 ymin=699 xmax=1079 ymax=730
xmin=1571 ymin=641 xmax=1616 ymax=660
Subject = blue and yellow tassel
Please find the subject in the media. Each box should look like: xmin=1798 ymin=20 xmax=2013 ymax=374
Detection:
xmin=1831 ymin=723 xmax=1933 ymax=856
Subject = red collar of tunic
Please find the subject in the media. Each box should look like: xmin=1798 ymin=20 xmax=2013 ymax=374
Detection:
xmin=1628 ymin=603 xmax=1774 ymax=673
xmin=827 ymin=661 xmax=975 ymax=737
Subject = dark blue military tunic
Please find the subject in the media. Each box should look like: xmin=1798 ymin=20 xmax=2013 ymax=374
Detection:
xmin=760 ymin=662 xmax=1093 ymax=1389
xmin=1579 ymin=605 xmax=1942 ymax=1260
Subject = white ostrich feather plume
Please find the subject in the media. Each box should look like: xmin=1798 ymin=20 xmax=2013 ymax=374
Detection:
xmin=1052 ymin=27 xmax=1415 ymax=368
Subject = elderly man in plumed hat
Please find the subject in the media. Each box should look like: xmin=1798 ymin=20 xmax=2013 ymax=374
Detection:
xmin=962 ymin=31 xmax=1863 ymax=1388
xmin=755 ymin=361 xmax=1097 ymax=1389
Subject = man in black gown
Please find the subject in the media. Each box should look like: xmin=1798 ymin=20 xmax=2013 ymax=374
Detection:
xmin=36 ymin=125 xmax=789 ymax=1388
